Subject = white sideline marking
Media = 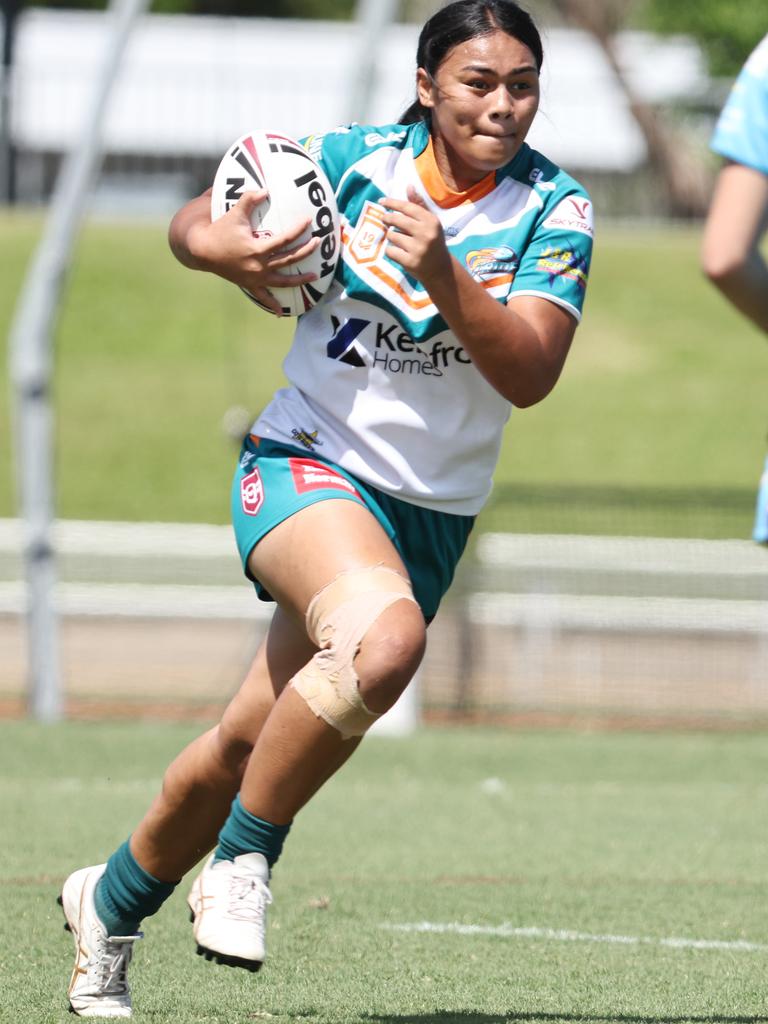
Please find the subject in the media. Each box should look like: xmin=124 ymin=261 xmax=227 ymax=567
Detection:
xmin=381 ymin=922 xmax=768 ymax=953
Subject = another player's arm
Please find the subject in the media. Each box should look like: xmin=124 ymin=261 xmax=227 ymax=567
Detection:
xmin=701 ymin=162 xmax=768 ymax=335
xmin=168 ymin=189 xmax=320 ymax=317
xmin=381 ymin=189 xmax=575 ymax=407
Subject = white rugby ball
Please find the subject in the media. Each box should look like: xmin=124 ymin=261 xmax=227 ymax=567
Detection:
xmin=210 ymin=130 xmax=340 ymax=317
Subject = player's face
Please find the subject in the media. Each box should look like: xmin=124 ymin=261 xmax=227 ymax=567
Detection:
xmin=417 ymin=29 xmax=540 ymax=191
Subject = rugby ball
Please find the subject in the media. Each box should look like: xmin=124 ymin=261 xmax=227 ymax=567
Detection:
xmin=210 ymin=130 xmax=340 ymax=317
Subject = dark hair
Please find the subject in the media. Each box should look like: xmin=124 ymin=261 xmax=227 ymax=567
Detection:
xmin=399 ymin=0 xmax=543 ymax=125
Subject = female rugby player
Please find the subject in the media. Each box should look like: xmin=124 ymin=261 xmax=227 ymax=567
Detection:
xmin=60 ymin=2 xmax=594 ymax=1016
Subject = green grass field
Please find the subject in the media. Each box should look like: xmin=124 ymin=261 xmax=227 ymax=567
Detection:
xmin=2 ymin=211 xmax=767 ymax=535
xmin=1 ymin=721 xmax=767 ymax=1023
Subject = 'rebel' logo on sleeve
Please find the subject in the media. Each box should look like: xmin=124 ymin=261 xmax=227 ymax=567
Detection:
xmin=240 ymin=468 xmax=264 ymax=517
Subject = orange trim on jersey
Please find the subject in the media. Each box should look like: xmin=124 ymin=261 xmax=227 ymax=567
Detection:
xmin=367 ymin=265 xmax=513 ymax=310
xmin=344 ymin=216 xmax=514 ymax=307
xmin=369 ymin=265 xmax=436 ymax=310
xmin=414 ymin=136 xmax=497 ymax=209
xmin=479 ymin=273 xmax=514 ymax=290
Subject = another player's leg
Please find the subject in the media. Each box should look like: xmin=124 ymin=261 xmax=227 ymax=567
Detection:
xmin=60 ymin=607 xmax=313 ymax=1018
xmin=188 ymin=498 xmax=426 ymax=970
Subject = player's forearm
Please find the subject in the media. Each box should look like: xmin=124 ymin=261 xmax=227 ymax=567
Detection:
xmin=425 ymin=257 xmax=570 ymax=406
xmin=168 ymin=193 xmax=213 ymax=270
xmin=706 ymin=253 xmax=768 ymax=335
xmin=702 ymin=163 xmax=768 ymax=334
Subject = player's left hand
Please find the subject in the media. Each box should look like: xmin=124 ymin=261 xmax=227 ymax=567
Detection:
xmin=380 ymin=186 xmax=452 ymax=286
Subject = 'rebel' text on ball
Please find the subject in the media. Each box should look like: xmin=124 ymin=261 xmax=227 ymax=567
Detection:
xmin=210 ymin=129 xmax=342 ymax=317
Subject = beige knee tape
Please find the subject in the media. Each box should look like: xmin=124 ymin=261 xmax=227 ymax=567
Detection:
xmin=290 ymin=566 xmax=418 ymax=739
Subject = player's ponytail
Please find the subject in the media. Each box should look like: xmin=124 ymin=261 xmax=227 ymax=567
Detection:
xmin=400 ymin=99 xmax=428 ymax=126
xmin=399 ymin=0 xmax=543 ymax=125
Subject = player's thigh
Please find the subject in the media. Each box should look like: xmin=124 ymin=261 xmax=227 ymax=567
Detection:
xmin=247 ymin=497 xmax=412 ymax=623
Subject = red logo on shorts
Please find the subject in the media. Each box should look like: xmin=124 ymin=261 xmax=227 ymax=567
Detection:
xmin=289 ymin=459 xmax=362 ymax=498
xmin=241 ymin=468 xmax=264 ymax=516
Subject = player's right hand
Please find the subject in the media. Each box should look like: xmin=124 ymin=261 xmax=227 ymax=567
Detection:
xmin=181 ymin=190 xmax=320 ymax=317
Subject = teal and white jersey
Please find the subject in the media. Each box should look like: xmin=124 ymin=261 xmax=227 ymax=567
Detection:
xmin=711 ymin=35 xmax=768 ymax=175
xmin=252 ymin=120 xmax=593 ymax=515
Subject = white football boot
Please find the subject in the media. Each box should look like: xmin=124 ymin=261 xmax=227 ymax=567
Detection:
xmin=59 ymin=864 xmax=142 ymax=1018
xmin=187 ymin=853 xmax=272 ymax=971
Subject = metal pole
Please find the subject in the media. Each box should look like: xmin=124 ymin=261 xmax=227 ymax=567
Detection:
xmin=8 ymin=0 xmax=151 ymax=722
xmin=0 ymin=0 xmax=22 ymax=204
xmin=347 ymin=0 xmax=401 ymax=125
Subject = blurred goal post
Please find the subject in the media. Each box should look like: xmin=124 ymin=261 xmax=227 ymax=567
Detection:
xmin=8 ymin=0 xmax=152 ymax=722
xmin=8 ymin=0 xmax=409 ymax=724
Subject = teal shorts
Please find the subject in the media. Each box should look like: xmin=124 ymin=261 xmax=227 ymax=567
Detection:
xmin=231 ymin=436 xmax=475 ymax=621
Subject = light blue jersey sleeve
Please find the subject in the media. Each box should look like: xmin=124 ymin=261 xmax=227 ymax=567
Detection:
xmin=711 ymin=34 xmax=768 ymax=175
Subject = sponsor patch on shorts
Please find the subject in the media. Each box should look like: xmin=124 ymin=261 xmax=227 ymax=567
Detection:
xmin=289 ymin=458 xmax=363 ymax=498
xmin=241 ymin=468 xmax=264 ymax=516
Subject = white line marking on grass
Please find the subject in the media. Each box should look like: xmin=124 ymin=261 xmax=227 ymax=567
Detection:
xmin=0 ymin=777 xmax=160 ymax=794
xmin=381 ymin=922 xmax=768 ymax=953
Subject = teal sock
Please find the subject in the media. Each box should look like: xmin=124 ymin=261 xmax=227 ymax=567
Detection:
xmin=214 ymin=795 xmax=292 ymax=869
xmin=94 ymin=839 xmax=178 ymax=936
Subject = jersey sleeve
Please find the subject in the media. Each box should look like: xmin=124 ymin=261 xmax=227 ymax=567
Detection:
xmin=710 ymin=35 xmax=768 ymax=175
xmin=301 ymin=124 xmax=404 ymax=191
xmin=508 ymin=190 xmax=594 ymax=322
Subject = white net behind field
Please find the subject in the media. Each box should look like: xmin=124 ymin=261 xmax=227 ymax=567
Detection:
xmin=430 ymin=533 xmax=768 ymax=725
xmin=0 ymin=520 xmax=265 ymax=714
xmin=3 ymin=520 xmax=768 ymax=724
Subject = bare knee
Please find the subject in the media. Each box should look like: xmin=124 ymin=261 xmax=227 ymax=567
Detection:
xmin=209 ymin=722 xmax=253 ymax=779
xmin=355 ymin=600 xmax=426 ymax=713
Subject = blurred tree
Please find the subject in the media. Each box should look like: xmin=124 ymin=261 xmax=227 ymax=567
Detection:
xmin=24 ymin=0 xmax=454 ymax=20
xmin=638 ymin=0 xmax=765 ymax=78
xmin=27 ymin=0 xmax=356 ymax=15
xmin=552 ymin=0 xmax=711 ymax=218
xmin=401 ymin=0 xmax=438 ymax=21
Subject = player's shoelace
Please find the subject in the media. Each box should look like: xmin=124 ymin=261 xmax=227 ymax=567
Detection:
xmin=226 ymin=872 xmax=272 ymax=924
xmin=92 ymin=935 xmax=137 ymax=995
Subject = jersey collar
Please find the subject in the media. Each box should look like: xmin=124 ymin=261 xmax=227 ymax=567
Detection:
xmin=414 ymin=134 xmax=497 ymax=209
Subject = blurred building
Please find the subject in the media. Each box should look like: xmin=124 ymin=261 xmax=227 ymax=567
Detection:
xmin=3 ymin=8 xmax=715 ymax=216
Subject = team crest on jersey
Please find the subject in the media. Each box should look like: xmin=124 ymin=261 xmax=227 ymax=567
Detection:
xmin=466 ymin=245 xmax=519 ymax=281
xmin=349 ymin=201 xmax=388 ymax=266
xmin=240 ymin=468 xmax=264 ymax=517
